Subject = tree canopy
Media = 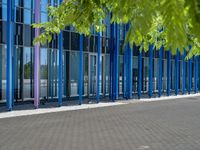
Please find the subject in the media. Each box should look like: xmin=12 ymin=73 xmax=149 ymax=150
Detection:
xmin=33 ymin=0 xmax=200 ymax=58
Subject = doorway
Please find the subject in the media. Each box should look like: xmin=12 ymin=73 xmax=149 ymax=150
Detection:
xmin=88 ymin=53 xmax=105 ymax=99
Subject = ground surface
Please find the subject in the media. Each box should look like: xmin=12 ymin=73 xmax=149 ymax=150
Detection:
xmin=0 ymin=97 xmax=200 ymax=150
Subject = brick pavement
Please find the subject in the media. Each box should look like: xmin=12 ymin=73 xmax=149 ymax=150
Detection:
xmin=0 ymin=97 xmax=200 ymax=150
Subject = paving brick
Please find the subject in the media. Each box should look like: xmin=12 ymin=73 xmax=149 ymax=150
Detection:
xmin=0 ymin=97 xmax=200 ymax=150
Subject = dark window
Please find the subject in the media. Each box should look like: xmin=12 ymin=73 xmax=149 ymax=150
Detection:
xmin=71 ymin=32 xmax=80 ymax=50
xmin=15 ymin=23 xmax=23 ymax=45
xmin=0 ymin=21 xmax=6 ymax=44
xmin=83 ymin=36 xmax=89 ymax=51
xmin=63 ymin=31 xmax=69 ymax=50
xmin=23 ymin=25 xmax=32 ymax=46
xmin=89 ymin=35 xmax=94 ymax=52
xmin=133 ymin=45 xmax=139 ymax=56
xmin=48 ymin=34 xmax=58 ymax=49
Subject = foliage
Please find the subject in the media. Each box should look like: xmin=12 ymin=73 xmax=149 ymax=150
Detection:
xmin=32 ymin=0 xmax=200 ymax=58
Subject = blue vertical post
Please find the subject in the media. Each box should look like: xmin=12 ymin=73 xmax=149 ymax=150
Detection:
xmin=6 ymin=0 xmax=13 ymax=111
xmin=182 ymin=49 xmax=186 ymax=94
xmin=123 ymin=25 xmax=127 ymax=98
xmin=110 ymin=23 xmax=114 ymax=100
xmin=188 ymin=58 xmax=192 ymax=94
xmin=149 ymin=45 xmax=153 ymax=98
xmin=194 ymin=56 xmax=198 ymax=93
xmin=79 ymin=34 xmax=83 ymax=104
xmin=113 ymin=24 xmax=119 ymax=100
xmin=159 ymin=46 xmax=163 ymax=97
xmin=58 ymin=0 xmax=63 ymax=106
xmin=97 ymin=33 xmax=101 ymax=103
xmin=167 ymin=51 xmax=171 ymax=96
xmin=128 ymin=45 xmax=133 ymax=99
xmin=138 ymin=50 xmax=142 ymax=99
xmin=175 ymin=50 xmax=179 ymax=95
xmin=124 ymin=43 xmax=128 ymax=98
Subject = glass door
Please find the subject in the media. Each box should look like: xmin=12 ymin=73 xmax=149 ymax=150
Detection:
xmin=88 ymin=54 xmax=105 ymax=99
xmin=89 ymin=54 xmax=97 ymax=98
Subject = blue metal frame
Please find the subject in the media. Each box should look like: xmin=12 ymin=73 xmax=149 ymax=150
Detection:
xmin=167 ymin=51 xmax=171 ymax=96
xmin=79 ymin=34 xmax=83 ymax=104
xmin=188 ymin=58 xmax=192 ymax=94
xmin=182 ymin=49 xmax=186 ymax=94
xmin=194 ymin=56 xmax=198 ymax=93
xmin=6 ymin=0 xmax=13 ymax=111
xmin=97 ymin=32 xmax=101 ymax=103
xmin=111 ymin=24 xmax=119 ymax=100
xmin=175 ymin=50 xmax=179 ymax=95
xmin=109 ymin=21 xmax=114 ymax=101
xmin=138 ymin=50 xmax=142 ymax=99
xmin=58 ymin=0 xmax=63 ymax=106
xmin=159 ymin=46 xmax=163 ymax=97
xmin=149 ymin=45 xmax=153 ymax=98
xmin=128 ymin=45 xmax=133 ymax=99
xmin=123 ymin=24 xmax=132 ymax=99
xmin=124 ymin=44 xmax=128 ymax=98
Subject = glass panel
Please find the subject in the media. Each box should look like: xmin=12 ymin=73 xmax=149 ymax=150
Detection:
xmin=143 ymin=57 xmax=149 ymax=93
xmin=0 ymin=45 xmax=6 ymax=101
xmin=83 ymin=53 xmax=88 ymax=95
xmin=47 ymin=49 xmax=58 ymax=99
xmin=119 ymin=55 xmax=123 ymax=94
xmin=133 ymin=56 xmax=138 ymax=93
xmin=153 ymin=58 xmax=159 ymax=93
xmin=105 ymin=54 xmax=110 ymax=95
xmin=163 ymin=59 xmax=167 ymax=92
xmin=171 ymin=60 xmax=175 ymax=91
xmin=40 ymin=48 xmax=48 ymax=97
xmin=100 ymin=55 xmax=104 ymax=95
xmin=23 ymin=47 xmax=33 ymax=98
xmin=63 ymin=51 xmax=70 ymax=97
xmin=89 ymin=54 xmax=96 ymax=96
xmin=70 ymin=52 xmax=79 ymax=96
xmin=13 ymin=47 xmax=23 ymax=101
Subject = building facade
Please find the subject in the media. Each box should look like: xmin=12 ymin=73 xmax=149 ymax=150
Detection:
xmin=0 ymin=0 xmax=200 ymax=110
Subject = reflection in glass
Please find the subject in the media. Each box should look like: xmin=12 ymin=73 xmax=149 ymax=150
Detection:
xmin=119 ymin=55 xmax=123 ymax=94
xmin=162 ymin=59 xmax=167 ymax=92
xmin=153 ymin=58 xmax=159 ymax=93
xmin=23 ymin=47 xmax=33 ymax=99
xmin=132 ymin=56 xmax=138 ymax=93
xmin=0 ymin=45 xmax=6 ymax=101
xmin=70 ymin=52 xmax=79 ymax=96
xmin=142 ymin=57 xmax=149 ymax=93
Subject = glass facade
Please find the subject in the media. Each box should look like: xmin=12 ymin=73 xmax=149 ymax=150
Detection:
xmin=0 ymin=1 xmax=200 ymax=110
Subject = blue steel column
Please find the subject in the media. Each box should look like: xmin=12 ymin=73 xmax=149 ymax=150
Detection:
xmin=124 ymin=38 xmax=128 ymax=98
xmin=175 ymin=50 xmax=179 ymax=95
xmin=188 ymin=58 xmax=192 ymax=94
xmin=79 ymin=34 xmax=83 ymax=104
xmin=97 ymin=32 xmax=101 ymax=103
xmin=194 ymin=56 xmax=198 ymax=93
xmin=167 ymin=51 xmax=171 ymax=96
xmin=6 ymin=0 xmax=13 ymax=110
xmin=128 ymin=45 xmax=133 ymax=99
xmin=148 ymin=45 xmax=153 ymax=98
xmin=159 ymin=46 xmax=163 ymax=97
xmin=124 ymin=24 xmax=132 ymax=99
xmin=123 ymin=26 xmax=128 ymax=98
xmin=138 ymin=50 xmax=142 ymax=99
xmin=182 ymin=49 xmax=186 ymax=94
xmin=109 ymin=23 xmax=114 ymax=100
xmin=58 ymin=0 xmax=63 ymax=106
xmin=113 ymin=24 xmax=119 ymax=100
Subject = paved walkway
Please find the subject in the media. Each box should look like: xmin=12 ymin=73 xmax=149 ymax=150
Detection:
xmin=0 ymin=96 xmax=200 ymax=150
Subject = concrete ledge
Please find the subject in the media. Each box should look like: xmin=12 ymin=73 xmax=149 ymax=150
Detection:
xmin=0 ymin=93 xmax=199 ymax=119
